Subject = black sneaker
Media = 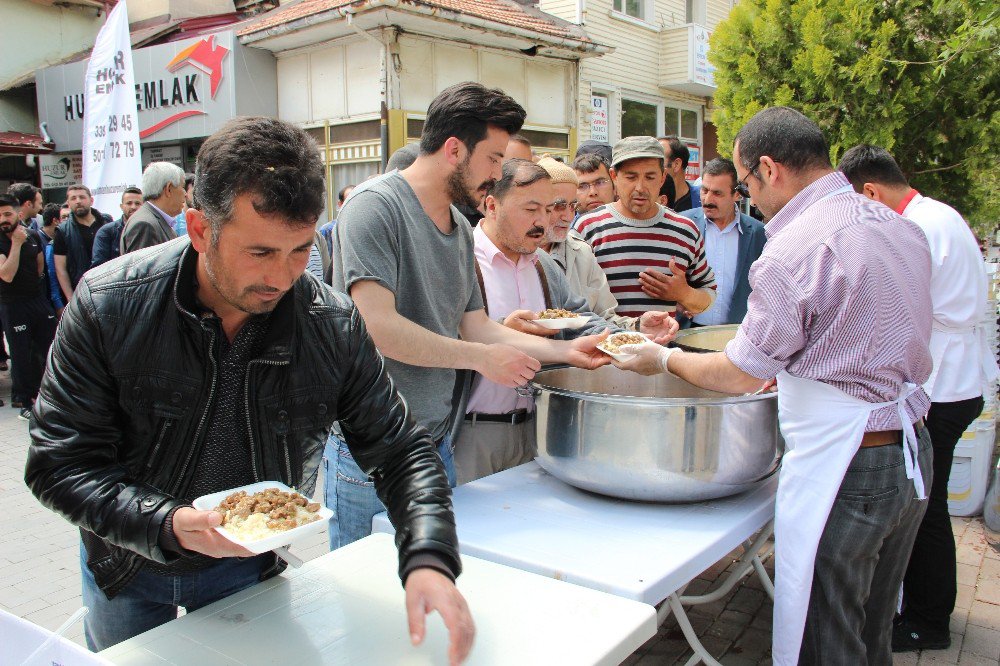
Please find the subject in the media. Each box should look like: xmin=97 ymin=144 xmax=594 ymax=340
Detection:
xmin=892 ymin=618 xmax=951 ymax=652
xmin=17 ymin=407 xmax=31 ymax=421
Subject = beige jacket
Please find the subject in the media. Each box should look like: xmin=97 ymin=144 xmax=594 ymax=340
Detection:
xmin=547 ymin=231 xmax=638 ymax=331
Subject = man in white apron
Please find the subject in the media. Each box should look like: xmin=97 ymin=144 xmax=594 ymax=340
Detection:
xmin=839 ymin=145 xmax=998 ymax=652
xmin=616 ymin=107 xmax=935 ymax=665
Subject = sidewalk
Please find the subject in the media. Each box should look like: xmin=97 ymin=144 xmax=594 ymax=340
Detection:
xmin=1 ymin=368 xmax=998 ymax=663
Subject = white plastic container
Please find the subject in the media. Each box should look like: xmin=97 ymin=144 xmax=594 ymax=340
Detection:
xmin=948 ymin=426 xmax=996 ymax=517
xmin=0 ymin=609 xmax=112 ymax=666
xmin=192 ymin=481 xmax=332 ymax=554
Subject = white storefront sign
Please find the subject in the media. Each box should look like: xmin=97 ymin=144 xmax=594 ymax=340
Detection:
xmin=82 ymin=0 xmax=143 ymax=213
xmin=39 ymin=154 xmax=84 ymax=189
xmin=590 ymin=94 xmax=609 ymax=143
xmin=141 ymin=145 xmax=184 ymax=168
xmin=692 ymin=26 xmax=716 ymax=88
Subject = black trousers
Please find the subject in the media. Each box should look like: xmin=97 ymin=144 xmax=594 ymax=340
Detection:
xmin=900 ymin=396 xmax=985 ymax=632
xmin=0 ymin=296 xmax=57 ymax=404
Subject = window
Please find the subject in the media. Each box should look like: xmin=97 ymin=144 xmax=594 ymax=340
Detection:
xmin=621 ymin=99 xmax=658 ymax=137
xmin=664 ymin=106 xmax=700 ymax=143
xmin=685 ymin=0 xmax=706 ymax=24
xmin=613 ymin=0 xmax=646 ymax=21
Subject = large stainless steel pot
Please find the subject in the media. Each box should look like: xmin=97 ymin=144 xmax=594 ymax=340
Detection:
xmin=531 ymin=365 xmax=782 ymax=502
xmin=672 ymin=324 xmax=741 ymax=353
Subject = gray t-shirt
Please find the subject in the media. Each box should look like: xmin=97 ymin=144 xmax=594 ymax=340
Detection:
xmin=331 ymin=171 xmax=484 ymax=440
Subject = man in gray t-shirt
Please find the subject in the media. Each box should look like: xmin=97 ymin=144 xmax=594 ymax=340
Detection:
xmin=324 ymin=82 xmax=611 ymax=550
xmin=331 ymin=170 xmax=483 ymax=442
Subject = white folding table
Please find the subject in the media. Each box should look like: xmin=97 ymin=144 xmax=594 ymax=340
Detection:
xmin=373 ymin=462 xmax=776 ymax=666
xmin=100 ymin=532 xmax=656 ymax=666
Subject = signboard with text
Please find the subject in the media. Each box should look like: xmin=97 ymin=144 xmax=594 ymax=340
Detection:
xmin=36 ymin=31 xmax=276 ymax=154
xmin=590 ymin=94 xmax=609 ymax=143
xmin=142 ymin=144 xmax=184 ymax=168
xmin=692 ymin=26 xmax=716 ymax=88
xmin=40 ymin=154 xmax=84 ymax=189
xmin=685 ymin=143 xmax=701 ymax=181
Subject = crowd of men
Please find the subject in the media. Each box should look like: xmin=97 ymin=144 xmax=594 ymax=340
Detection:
xmin=0 ymin=164 xmax=197 ymax=418
xmin=12 ymin=81 xmax=995 ymax=665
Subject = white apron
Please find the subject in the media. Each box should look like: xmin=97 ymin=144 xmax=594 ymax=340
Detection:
xmin=771 ymin=370 xmax=926 ymax=665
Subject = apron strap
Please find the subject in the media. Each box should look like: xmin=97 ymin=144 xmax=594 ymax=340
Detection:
xmin=893 ymin=383 xmax=926 ymax=500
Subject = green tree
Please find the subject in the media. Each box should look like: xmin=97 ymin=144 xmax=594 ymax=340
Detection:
xmin=709 ymin=0 xmax=1000 ymax=235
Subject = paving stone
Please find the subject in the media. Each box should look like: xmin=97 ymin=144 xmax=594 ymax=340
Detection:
xmin=960 ymin=624 xmax=1000 ymax=660
xmin=728 ymin=626 xmax=771 ymax=662
xmin=955 ymin=583 xmax=976 ymax=610
xmin=957 ymin=562 xmax=981 ymax=586
xmin=894 ymin=651 xmax=921 ymax=665
xmin=705 ymin=618 xmax=745 ymax=642
xmin=951 ymin=608 xmax=970 ymax=635
xmin=916 ymin=633 xmax=963 ymax=664
xmin=728 ymin=587 xmax=767 ymax=615
xmin=967 ymin=600 xmax=1000 ymax=631
xmin=956 ymin=653 xmax=998 ymax=665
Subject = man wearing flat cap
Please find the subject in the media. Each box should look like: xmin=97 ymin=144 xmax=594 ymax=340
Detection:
xmin=575 ymin=136 xmax=717 ymax=319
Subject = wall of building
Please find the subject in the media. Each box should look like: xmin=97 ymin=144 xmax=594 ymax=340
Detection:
xmin=0 ymin=87 xmax=38 ymax=134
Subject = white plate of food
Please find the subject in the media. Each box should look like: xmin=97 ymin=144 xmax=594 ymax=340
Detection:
xmin=192 ymin=482 xmax=332 ymax=555
xmin=597 ymin=332 xmax=652 ymax=362
xmin=533 ymin=308 xmax=590 ymax=330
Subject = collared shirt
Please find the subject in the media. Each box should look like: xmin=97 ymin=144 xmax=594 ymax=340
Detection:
xmin=466 ymin=225 xmax=545 ymax=415
xmin=147 ymin=201 xmax=176 ymax=227
xmin=726 ymin=172 xmax=933 ymax=431
xmin=694 ymin=209 xmax=742 ymax=326
xmin=902 ymin=192 xmax=996 ymax=401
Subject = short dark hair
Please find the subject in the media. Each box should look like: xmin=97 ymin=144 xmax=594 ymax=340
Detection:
xmin=489 ymin=159 xmax=550 ymax=202
xmin=837 ymin=144 xmax=909 ymax=191
xmin=659 ymin=175 xmax=676 ymax=207
xmin=122 ymin=186 xmax=142 ymax=201
xmin=195 ymin=117 xmax=325 ymax=239
xmin=66 ymin=184 xmax=92 ymax=197
xmin=734 ymin=107 xmax=830 ymax=173
xmin=8 ymin=183 xmax=40 ymax=206
xmin=572 ymin=154 xmax=609 ymax=175
xmin=659 ymin=136 xmax=689 ymax=170
xmin=338 ymin=185 xmax=354 ymax=204
xmin=420 ymin=82 xmax=526 ymax=155
xmin=702 ymin=158 xmax=738 ymax=188
xmin=0 ymin=194 xmax=17 ymax=210
xmin=184 ymin=173 xmax=196 ymax=189
xmin=41 ymin=202 xmax=62 ymax=226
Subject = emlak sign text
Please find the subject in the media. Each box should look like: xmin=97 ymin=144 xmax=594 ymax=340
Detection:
xmin=37 ymin=31 xmax=277 ymax=153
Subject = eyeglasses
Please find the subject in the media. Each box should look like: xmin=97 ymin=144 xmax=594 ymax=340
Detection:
xmin=552 ymin=200 xmax=579 ymax=212
xmin=578 ymin=178 xmax=611 ymax=192
xmin=735 ymin=162 xmax=760 ymax=198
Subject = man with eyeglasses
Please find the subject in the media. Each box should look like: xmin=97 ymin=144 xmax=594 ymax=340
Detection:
xmin=678 ymin=158 xmax=766 ymax=326
xmin=572 ymin=153 xmax=616 ymax=216
xmin=453 ymin=159 xmax=675 ymax=484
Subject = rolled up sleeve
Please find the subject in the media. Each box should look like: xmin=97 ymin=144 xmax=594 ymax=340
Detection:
xmin=725 ymin=257 xmax=808 ymax=380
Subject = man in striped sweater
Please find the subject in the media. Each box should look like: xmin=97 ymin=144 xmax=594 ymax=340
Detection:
xmin=575 ymin=136 xmax=717 ymax=318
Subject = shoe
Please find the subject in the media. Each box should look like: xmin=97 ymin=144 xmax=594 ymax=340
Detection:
xmin=892 ymin=618 xmax=951 ymax=652
xmin=17 ymin=407 xmax=31 ymax=421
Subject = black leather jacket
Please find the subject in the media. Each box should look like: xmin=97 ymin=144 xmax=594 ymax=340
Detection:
xmin=25 ymin=238 xmax=459 ymax=597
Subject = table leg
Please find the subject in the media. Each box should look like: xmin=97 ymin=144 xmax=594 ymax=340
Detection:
xmin=667 ymin=593 xmax=724 ymax=666
xmin=679 ymin=520 xmax=775 ymax=606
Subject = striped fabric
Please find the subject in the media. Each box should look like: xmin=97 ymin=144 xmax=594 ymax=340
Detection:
xmin=575 ymin=204 xmax=717 ymax=316
xmin=725 ymin=172 xmax=934 ymax=431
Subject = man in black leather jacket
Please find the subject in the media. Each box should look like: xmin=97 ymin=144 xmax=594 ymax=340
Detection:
xmin=24 ymin=117 xmax=474 ymax=662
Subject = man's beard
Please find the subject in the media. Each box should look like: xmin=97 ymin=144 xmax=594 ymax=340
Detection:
xmin=73 ymin=205 xmax=91 ymax=218
xmin=446 ymin=156 xmax=494 ymax=209
xmin=204 ymin=250 xmax=284 ymax=316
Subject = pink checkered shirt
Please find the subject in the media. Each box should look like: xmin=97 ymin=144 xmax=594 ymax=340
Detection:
xmin=725 ymin=172 xmax=933 ymax=431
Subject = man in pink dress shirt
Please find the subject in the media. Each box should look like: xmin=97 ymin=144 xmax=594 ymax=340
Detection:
xmin=454 ymin=159 xmax=678 ymax=483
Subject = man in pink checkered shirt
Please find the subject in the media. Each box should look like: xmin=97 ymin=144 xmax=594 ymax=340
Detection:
xmin=618 ymin=107 xmax=934 ymax=665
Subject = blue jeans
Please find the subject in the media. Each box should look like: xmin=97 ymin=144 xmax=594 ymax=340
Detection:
xmin=323 ymin=433 xmax=455 ymax=550
xmin=80 ymin=542 xmax=275 ymax=652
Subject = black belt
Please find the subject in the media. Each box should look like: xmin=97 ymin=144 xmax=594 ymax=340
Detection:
xmin=465 ymin=410 xmax=534 ymax=425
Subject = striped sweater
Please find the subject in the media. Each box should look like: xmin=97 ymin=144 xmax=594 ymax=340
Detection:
xmin=575 ymin=204 xmax=717 ymax=316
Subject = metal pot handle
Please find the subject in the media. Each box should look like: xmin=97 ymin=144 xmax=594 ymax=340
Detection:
xmin=515 ymin=385 xmax=541 ymax=398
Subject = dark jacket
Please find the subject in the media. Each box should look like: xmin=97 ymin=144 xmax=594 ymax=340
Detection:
xmin=58 ymin=210 xmax=112 ymax=288
xmin=91 ymin=217 xmax=125 ymax=268
xmin=25 ymin=238 xmax=459 ymax=597
xmin=119 ymin=201 xmax=178 ymax=255
xmin=679 ymin=207 xmax=766 ymax=324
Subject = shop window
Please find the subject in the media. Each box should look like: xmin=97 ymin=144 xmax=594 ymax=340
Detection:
xmin=406 ymin=118 xmax=425 ymax=142
xmin=664 ymin=106 xmax=700 ymax=143
xmin=613 ymin=0 xmax=646 ymax=21
xmin=329 ymin=120 xmax=380 ymax=143
xmin=622 ymin=99 xmax=658 ymax=138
